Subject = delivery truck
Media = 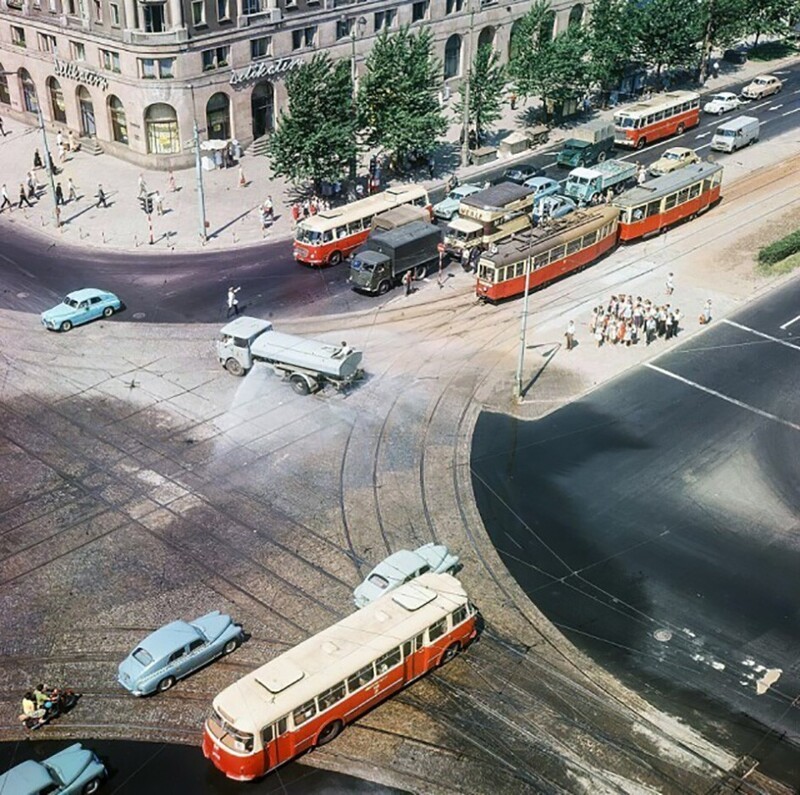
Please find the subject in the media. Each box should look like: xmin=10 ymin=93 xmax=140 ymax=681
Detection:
xmin=563 ymin=159 xmax=638 ymax=205
xmin=556 ymin=121 xmax=615 ymax=168
xmin=349 ymin=221 xmax=441 ymax=295
xmin=216 ymin=316 xmax=363 ymax=395
xmin=710 ymin=116 xmax=759 ymax=153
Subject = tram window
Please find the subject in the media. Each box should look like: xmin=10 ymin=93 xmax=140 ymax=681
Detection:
xmin=402 ymin=640 xmax=412 ymax=659
xmin=347 ymin=664 xmax=375 ymax=693
xmin=632 ymin=209 xmax=644 ymax=221
xmin=363 ymin=214 xmax=373 ymax=227
xmin=413 ymin=196 xmax=426 ymax=207
xmin=582 ymin=230 xmax=597 ymax=246
xmin=688 ymin=183 xmax=701 ymax=199
xmin=428 ymin=618 xmax=447 ymax=642
xmin=549 ymin=244 xmax=567 ymax=264
xmin=317 ymin=681 xmax=346 ymax=711
xmin=566 ymin=238 xmax=582 ymax=255
xmin=293 ymin=699 xmax=317 ymax=726
xmin=515 ymin=262 xmax=525 ymax=277
xmin=646 ymin=200 xmax=661 ymax=217
xmin=533 ymin=253 xmax=549 ymax=269
xmin=376 ymin=647 xmax=401 ymax=674
xmin=702 ymin=179 xmax=712 ymax=193
xmin=452 ymin=605 xmax=467 ymax=626
xmin=677 ymin=188 xmax=690 ymax=204
xmin=664 ymin=193 xmax=678 ymax=210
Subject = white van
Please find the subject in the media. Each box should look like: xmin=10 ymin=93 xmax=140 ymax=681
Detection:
xmin=711 ymin=116 xmax=760 ymax=153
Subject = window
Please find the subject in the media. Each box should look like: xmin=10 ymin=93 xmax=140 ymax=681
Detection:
xmin=373 ymin=9 xmax=395 ymax=30
xmin=188 ymin=639 xmax=204 ymax=652
xmin=688 ymin=183 xmax=701 ymax=199
xmin=347 ymin=664 xmax=374 ymax=693
xmin=645 ymin=200 xmax=661 ymax=218
xmin=11 ymin=26 xmax=26 ymax=47
xmin=93 ymin=0 xmax=102 ymax=20
xmin=428 ymin=619 xmax=447 ymax=642
xmin=261 ymin=717 xmax=287 ymax=744
xmin=47 ymin=77 xmax=66 ymax=123
xmin=38 ymin=33 xmax=57 ymax=52
xmin=110 ymin=2 xmax=120 ymax=23
xmin=677 ymin=187 xmax=690 ymax=205
xmin=376 ymin=647 xmax=401 ymax=674
xmin=292 ymin=699 xmax=316 ymax=726
xmin=217 ymin=0 xmax=230 ymax=20
xmin=336 ymin=18 xmax=352 ymax=40
xmin=202 ymin=46 xmax=229 ymax=70
xmin=549 ymin=244 xmax=566 ymax=264
xmin=71 ymin=41 xmax=86 ymax=60
xmin=452 ymin=605 xmax=467 ymax=625
xmin=250 ymin=36 xmax=271 ymax=59
xmin=143 ymin=3 xmax=165 ymax=31
xmin=0 ymin=69 xmax=10 ymax=106
xmin=141 ymin=58 xmax=174 ymax=78
xmin=566 ymin=238 xmax=582 ymax=255
xmin=192 ymin=0 xmax=205 ymax=25
xmin=514 ymin=262 xmax=524 ymax=277
xmin=317 ymin=681 xmax=345 ymax=711
xmin=446 ymin=0 xmax=463 ymax=12
xmin=242 ymin=0 xmax=260 ymax=13
xmin=444 ymin=34 xmax=461 ymax=79
xmin=291 ymin=26 xmax=316 ymax=50
xmin=412 ymin=0 xmax=428 ymax=22
xmin=100 ymin=49 xmax=121 ymax=72
xmin=108 ymin=95 xmax=128 ymax=144
xmin=145 ymin=102 xmax=179 ymax=154
xmin=402 ymin=640 xmax=412 ymax=658
xmin=168 ymin=648 xmax=185 ymax=663
xmin=65 ymin=0 xmax=76 ymax=11
xmin=664 ymin=193 xmax=677 ymax=210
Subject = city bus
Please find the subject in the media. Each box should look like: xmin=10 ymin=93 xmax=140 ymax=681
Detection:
xmin=613 ymin=91 xmax=700 ymax=150
xmin=202 ymin=572 xmax=478 ymax=781
xmin=444 ymin=182 xmax=534 ymax=256
xmin=293 ymin=186 xmax=431 ymax=267
xmin=475 ymin=205 xmax=619 ymax=302
xmin=614 ymin=161 xmax=723 ymax=241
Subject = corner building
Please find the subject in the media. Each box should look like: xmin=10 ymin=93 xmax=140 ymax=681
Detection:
xmin=0 ymin=0 xmax=586 ymax=168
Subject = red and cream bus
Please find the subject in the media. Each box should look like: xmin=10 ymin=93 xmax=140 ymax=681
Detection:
xmin=293 ymin=186 xmax=431 ymax=267
xmin=475 ymin=206 xmax=619 ymax=302
xmin=613 ymin=91 xmax=700 ymax=150
xmin=613 ymin=161 xmax=723 ymax=241
xmin=203 ymin=572 xmax=478 ymax=781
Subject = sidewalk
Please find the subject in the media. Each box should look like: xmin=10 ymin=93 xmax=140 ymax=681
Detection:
xmin=0 ymin=48 xmax=796 ymax=254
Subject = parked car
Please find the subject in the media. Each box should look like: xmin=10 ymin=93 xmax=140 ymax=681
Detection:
xmin=0 ymin=744 xmax=106 ymax=795
xmin=354 ymin=543 xmax=460 ymax=607
xmin=648 ymin=147 xmax=700 ymax=176
xmin=118 ymin=611 xmax=243 ymax=695
xmin=723 ymin=48 xmax=747 ymax=64
xmin=741 ymin=74 xmax=782 ymax=100
xmin=522 ymin=176 xmax=562 ymax=203
xmin=41 ymin=288 xmax=122 ymax=332
xmin=432 ymin=183 xmax=483 ymax=221
xmin=703 ymin=92 xmax=742 ymax=115
xmin=501 ymin=164 xmax=545 ymax=185
xmin=533 ymin=194 xmax=577 ymax=223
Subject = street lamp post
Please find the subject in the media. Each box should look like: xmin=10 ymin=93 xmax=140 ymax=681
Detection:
xmin=514 ymin=234 xmax=535 ymax=401
xmin=187 ymin=84 xmax=208 ymax=243
xmin=460 ymin=4 xmax=476 ymax=169
xmin=347 ymin=16 xmax=367 ymax=183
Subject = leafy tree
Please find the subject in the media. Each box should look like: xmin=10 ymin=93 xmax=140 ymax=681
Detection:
xmin=358 ymin=26 xmax=447 ymax=168
xmin=454 ymin=44 xmax=507 ymax=142
xmin=634 ymin=0 xmax=704 ymax=75
xmin=745 ymin=0 xmax=798 ymax=45
xmin=587 ymin=0 xmax=640 ymax=91
xmin=267 ymin=54 xmax=356 ymax=188
xmin=697 ymin=0 xmax=750 ymax=82
xmin=508 ymin=1 xmax=592 ymax=120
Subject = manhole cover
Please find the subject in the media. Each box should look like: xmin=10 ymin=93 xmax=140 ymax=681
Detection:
xmin=132 ymin=312 xmax=146 ymax=320
xmin=16 ymin=292 xmax=29 ymax=299
xmin=654 ymin=629 xmax=673 ymax=643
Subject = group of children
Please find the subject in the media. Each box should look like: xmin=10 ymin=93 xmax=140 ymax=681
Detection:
xmin=590 ymin=294 xmax=683 ymax=347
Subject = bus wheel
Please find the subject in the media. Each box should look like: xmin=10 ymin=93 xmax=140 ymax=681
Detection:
xmin=635 ymin=137 xmax=646 ymax=150
xmin=225 ymin=358 xmax=245 ymax=377
xmin=676 ymin=123 xmax=685 ymax=134
xmin=317 ymin=720 xmax=343 ymax=746
xmin=413 ymin=264 xmax=427 ymax=280
xmin=440 ymin=642 xmax=461 ymax=666
xmin=290 ymin=374 xmax=311 ymax=395
xmin=377 ymin=280 xmax=391 ymax=295
xmin=328 ymin=250 xmax=342 ymax=266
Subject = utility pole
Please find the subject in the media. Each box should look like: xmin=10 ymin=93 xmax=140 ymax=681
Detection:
xmin=187 ymin=84 xmax=208 ymax=243
xmin=36 ymin=104 xmax=61 ymax=229
xmin=460 ymin=4 xmax=475 ymax=169
xmin=514 ymin=235 xmax=534 ymax=401
xmin=347 ymin=16 xmax=366 ymax=183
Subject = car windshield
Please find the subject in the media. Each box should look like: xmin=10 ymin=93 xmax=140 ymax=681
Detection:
xmin=664 ymin=152 xmax=680 ymax=161
xmin=62 ymin=297 xmax=79 ymax=308
xmin=367 ymin=573 xmax=390 ymax=589
xmin=295 ymin=226 xmax=322 ymax=245
xmin=133 ymin=647 xmax=154 ymax=666
xmin=711 ymin=95 xmax=728 ymax=102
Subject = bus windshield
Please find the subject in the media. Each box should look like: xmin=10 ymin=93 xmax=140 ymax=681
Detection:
xmin=615 ymin=115 xmax=635 ymax=129
xmin=296 ymin=226 xmax=323 ymax=245
xmin=207 ymin=710 xmax=254 ymax=752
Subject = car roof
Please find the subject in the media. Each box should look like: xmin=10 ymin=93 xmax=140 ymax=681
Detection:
xmin=373 ymin=549 xmax=427 ymax=580
xmin=663 ymin=147 xmax=692 ymax=155
xmin=754 ymin=74 xmax=777 ymax=81
xmin=455 ymin=184 xmax=481 ymax=195
xmin=713 ymin=92 xmax=736 ymax=98
xmin=137 ymin=620 xmax=201 ymax=658
xmin=0 ymin=760 xmax=53 ymax=793
xmin=525 ymin=177 xmax=556 ymax=188
xmin=66 ymin=288 xmax=110 ymax=301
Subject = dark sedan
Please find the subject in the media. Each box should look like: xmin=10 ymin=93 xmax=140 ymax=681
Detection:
xmin=500 ymin=164 xmax=546 ymax=185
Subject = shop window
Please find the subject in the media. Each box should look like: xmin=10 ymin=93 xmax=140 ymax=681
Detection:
xmin=145 ymin=102 xmax=180 ymax=154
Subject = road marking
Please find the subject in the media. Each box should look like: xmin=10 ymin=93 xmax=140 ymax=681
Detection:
xmin=782 ymin=107 xmax=800 ymax=117
xmin=644 ymin=363 xmax=800 ymax=432
xmin=695 ymin=132 xmax=711 ymax=139
xmin=768 ymin=104 xmax=784 ymax=111
xmin=779 ymin=314 xmax=800 ymax=330
xmin=749 ymin=100 xmax=772 ymax=111
xmin=722 ymin=318 xmax=800 ymax=350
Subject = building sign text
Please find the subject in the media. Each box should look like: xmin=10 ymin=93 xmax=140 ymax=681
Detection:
xmin=229 ymin=57 xmax=302 ymax=86
xmin=54 ymin=58 xmax=109 ymax=91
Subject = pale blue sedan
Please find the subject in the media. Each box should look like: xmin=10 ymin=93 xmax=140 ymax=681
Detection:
xmin=432 ymin=183 xmax=483 ymax=221
xmin=118 ymin=611 xmax=243 ymax=696
xmin=41 ymin=288 xmax=122 ymax=332
xmin=0 ymin=744 xmax=106 ymax=794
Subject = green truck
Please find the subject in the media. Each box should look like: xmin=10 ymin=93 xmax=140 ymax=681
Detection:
xmin=563 ymin=159 xmax=638 ymax=205
xmin=556 ymin=121 xmax=616 ymax=168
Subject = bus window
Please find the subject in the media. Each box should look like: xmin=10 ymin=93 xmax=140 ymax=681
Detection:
xmin=645 ymin=115 xmax=654 ymax=126
xmin=376 ymin=647 xmax=401 ymax=674
xmin=653 ymin=111 xmax=664 ymax=122
xmin=323 ymin=230 xmax=333 ymax=243
xmin=348 ymin=220 xmax=361 ymax=235
xmin=566 ymin=238 xmax=582 ymax=256
xmin=293 ymin=699 xmax=317 ymax=727
xmin=452 ymin=605 xmax=467 ymax=626
xmin=428 ymin=618 xmax=447 ymax=643
xmin=317 ymin=681 xmax=346 ymax=711
xmin=646 ymin=200 xmax=661 ymax=217
xmin=262 ymin=725 xmax=273 ymax=744
xmin=336 ymin=226 xmax=347 ymax=239
xmin=346 ymin=664 xmax=375 ymax=693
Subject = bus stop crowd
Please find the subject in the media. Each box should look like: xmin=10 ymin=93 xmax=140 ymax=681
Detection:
xmin=589 ymin=294 xmax=684 ymax=348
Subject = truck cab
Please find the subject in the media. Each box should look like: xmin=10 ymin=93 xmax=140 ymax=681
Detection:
xmin=217 ymin=316 xmax=273 ymax=376
xmin=556 ymin=121 xmax=615 ymax=168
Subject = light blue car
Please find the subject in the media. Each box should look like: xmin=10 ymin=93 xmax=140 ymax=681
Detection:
xmin=0 ymin=743 xmax=106 ymax=794
xmin=533 ymin=194 xmax=578 ymax=223
xmin=118 ymin=611 xmax=243 ymax=696
xmin=41 ymin=288 xmax=122 ymax=332
xmin=432 ymin=183 xmax=483 ymax=221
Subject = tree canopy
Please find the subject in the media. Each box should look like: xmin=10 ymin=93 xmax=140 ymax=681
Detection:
xmin=454 ymin=43 xmax=507 ymax=140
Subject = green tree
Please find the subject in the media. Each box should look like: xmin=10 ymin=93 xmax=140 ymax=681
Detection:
xmin=698 ymin=0 xmax=750 ymax=82
xmin=587 ymin=0 xmax=640 ymax=91
xmin=635 ymin=0 xmax=704 ymax=75
xmin=358 ymin=26 xmax=447 ymax=168
xmin=454 ymin=44 xmax=507 ymax=142
xmin=745 ymin=0 xmax=798 ymax=45
xmin=266 ymin=54 xmax=356 ymax=188
xmin=509 ymin=2 xmax=592 ymax=120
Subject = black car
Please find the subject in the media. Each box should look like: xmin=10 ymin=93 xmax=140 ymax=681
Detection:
xmin=500 ymin=164 xmax=546 ymax=185
xmin=723 ymin=48 xmax=747 ymax=65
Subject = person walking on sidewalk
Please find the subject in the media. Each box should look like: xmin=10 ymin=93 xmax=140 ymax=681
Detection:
xmin=18 ymin=182 xmax=33 ymax=208
xmin=0 ymin=116 xmax=5 ymax=137
xmin=67 ymin=177 xmax=77 ymax=202
xmin=153 ymin=190 xmax=164 ymax=215
xmin=167 ymin=170 xmax=176 ymax=193
xmin=665 ymin=272 xmax=674 ymax=295
xmin=137 ymin=173 xmax=148 ymax=199
xmin=96 ymin=183 xmax=108 ymax=208
xmin=33 ymin=149 xmax=43 ymax=169
xmin=55 ymin=182 xmax=65 ymax=206
xmin=403 ymin=269 xmax=413 ymax=297
xmin=26 ymin=172 xmax=36 ymax=200
xmin=0 ymin=183 xmax=12 ymax=212
xmin=238 ymin=165 xmax=246 ymax=188
xmin=700 ymin=299 xmax=712 ymax=325
xmin=565 ymin=320 xmax=576 ymax=351
xmin=226 ymin=286 xmax=241 ymax=317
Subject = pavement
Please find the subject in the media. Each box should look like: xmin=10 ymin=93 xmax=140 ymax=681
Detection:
xmin=0 ymin=46 xmax=797 ymax=254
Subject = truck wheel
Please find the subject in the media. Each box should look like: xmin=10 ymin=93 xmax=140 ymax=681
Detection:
xmin=328 ymin=250 xmax=342 ymax=266
xmin=577 ymin=159 xmax=585 ymax=168
xmin=635 ymin=137 xmax=646 ymax=150
xmin=596 ymin=151 xmax=607 ymax=163
xmin=377 ymin=280 xmax=391 ymax=295
xmin=224 ymin=358 xmax=245 ymax=377
xmin=290 ymin=374 xmax=310 ymax=395
xmin=413 ymin=265 xmax=427 ymax=280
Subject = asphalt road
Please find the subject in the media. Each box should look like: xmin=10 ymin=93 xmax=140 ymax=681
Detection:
xmin=1 ymin=62 xmax=800 ymax=324
xmin=471 ymin=276 xmax=800 ymax=785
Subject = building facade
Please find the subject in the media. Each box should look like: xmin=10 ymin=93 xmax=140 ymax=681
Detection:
xmin=0 ymin=0 xmax=586 ymax=168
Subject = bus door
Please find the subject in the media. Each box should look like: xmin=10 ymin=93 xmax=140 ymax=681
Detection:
xmin=261 ymin=716 xmax=290 ymax=773
xmin=403 ymin=633 xmax=427 ymax=682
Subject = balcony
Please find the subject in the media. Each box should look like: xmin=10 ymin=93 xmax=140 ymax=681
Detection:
xmin=237 ymin=7 xmax=282 ymax=26
xmin=123 ymin=27 xmax=189 ymax=44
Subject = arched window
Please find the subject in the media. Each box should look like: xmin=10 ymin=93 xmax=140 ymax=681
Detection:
xmin=444 ymin=34 xmax=462 ymax=80
xmin=568 ymin=4 xmax=584 ymax=28
xmin=0 ymin=63 xmax=10 ymax=105
xmin=77 ymin=85 xmax=96 ymax=136
xmin=251 ymin=81 xmax=274 ymax=139
xmin=477 ymin=26 xmax=495 ymax=51
xmin=47 ymin=77 xmax=66 ymax=124
xmin=108 ymin=95 xmax=128 ymax=145
xmin=540 ymin=10 xmax=556 ymax=42
xmin=19 ymin=69 xmax=38 ymax=113
xmin=145 ymin=102 xmax=179 ymax=154
xmin=206 ymin=92 xmax=231 ymax=140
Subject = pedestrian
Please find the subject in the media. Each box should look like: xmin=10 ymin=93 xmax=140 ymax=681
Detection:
xmin=56 ymin=130 xmax=63 ymax=150
xmin=673 ymin=308 xmax=681 ymax=337
xmin=637 ymin=164 xmax=646 ymax=185
xmin=238 ymin=165 xmax=246 ymax=187
xmin=461 ymin=247 xmax=471 ymax=272
xmin=57 ymin=142 xmax=66 ymax=163
xmin=712 ymin=60 xmax=720 ymax=79
xmin=291 ymin=202 xmax=300 ymax=227
xmin=0 ymin=115 xmax=5 ymax=137
xmin=68 ymin=129 xmax=76 ymax=152
xmin=153 ymin=190 xmax=164 ymax=215
xmin=565 ymin=320 xmax=575 ymax=351
xmin=665 ymin=311 xmax=674 ymax=340
xmin=226 ymin=286 xmax=241 ymax=317
xmin=18 ymin=182 xmax=33 ymax=208
xmin=0 ymin=183 xmax=15 ymax=211
xmin=33 ymin=148 xmax=43 ymax=169
xmin=645 ymin=315 xmax=656 ymax=345
xmin=26 ymin=172 xmax=36 ymax=200
xmin=700 ymin=299 xmax=712 ymax=325
xmin=605 ymin=187 xmax=614 ymax=204
xmin=427 ymin=153 xmax=435 ymax=179
xmin=167 ymin=170 xmax=177 ymax=193
xmin=509 ymin=92 xmax=517 ymax=110
xmin=96 ymin=183 xmax=108 ymax=208
xmin=55 ymin=182 xmax=64 ymax=206
xmin=137 ymin=173 xmax=148 ymax=198
xmin=582 ymin=95 xmax=591 ymax=115
xmin=264 ymin=194 xmax=274 ymax=220
xmin=67 ymin=177 xmax=77 ymax=202
xmin=595 ymin=325 xmax=604 ymax=347
xmin=404 ymin=269 xmax=413 ymax=296
xmin=665 ymin=272 xmax=674 ymax=295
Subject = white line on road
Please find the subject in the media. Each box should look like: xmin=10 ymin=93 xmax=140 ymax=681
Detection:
xmin=695 ymin=132 xmax=711 ymax=139
xmin=779 ymin=314 xmax=800 ymax=330
xmin=722 ymin=318 xmax=800 ymax=350
xmin=768 ymin=104 xmax=784 ymax=111
xmin=782 ymin=107 xmax=800 ymax=117
xmin=644 ymin=363 xmax=800 ymax=432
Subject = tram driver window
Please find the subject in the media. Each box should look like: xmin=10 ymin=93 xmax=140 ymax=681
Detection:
xmin=646 ymin=200 xmax=661 ymax=218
